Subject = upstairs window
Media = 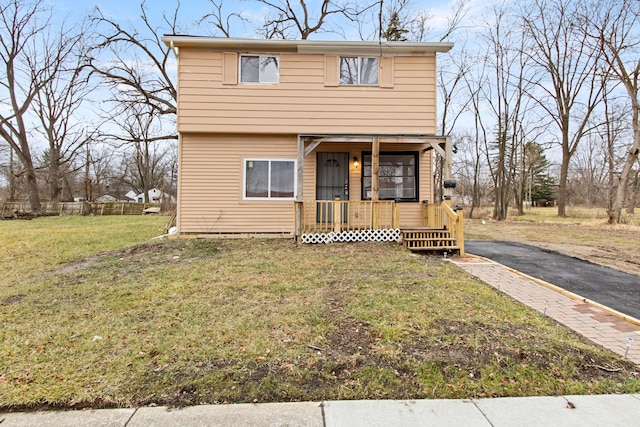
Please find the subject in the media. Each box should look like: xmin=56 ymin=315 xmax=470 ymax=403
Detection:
xmin=340 ymin=57 xmax=378 ymax=85
xmin=240 ymin=55 xmax=279 ymax=83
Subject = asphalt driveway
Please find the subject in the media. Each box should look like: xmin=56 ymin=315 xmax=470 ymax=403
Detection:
xmin=465 ymin=241 xmax=640 ymax=320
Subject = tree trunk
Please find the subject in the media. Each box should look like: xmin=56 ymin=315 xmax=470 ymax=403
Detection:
xmin=557 ymin=149 xmax=570 ymax=217
xmin=25 ymin=165 xmax=41 ymax=213
xmin=609 ymin=126 xmax=640 ymax=223
xmin=84 ymin=148 xmax=92 ymax=202
xmin=8 ymin=148 xmax=16 ymax=202
xmin=49 ymin=150 xmax=62 ymax=203
xmin=14 ymin=140 xmax=41 ymax=213
xmin=470 ymin=154 xmax=481 ymax=218
xmin=627 ymin=170 xmax=639 ymax=214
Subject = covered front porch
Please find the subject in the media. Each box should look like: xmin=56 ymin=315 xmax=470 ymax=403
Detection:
xmin=293 ymin=199 xmax=464 ymax=254
xmin=292 ymin=133 xmax=463 ymax=253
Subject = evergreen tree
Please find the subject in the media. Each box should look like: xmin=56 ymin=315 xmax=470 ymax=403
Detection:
xmin=382 ymin=12 xmax=409 ymax=41
xmin=531 ymin=172 xmax=556 ymax=206
xmin=524 ymin=142 xmax=556 ymax=206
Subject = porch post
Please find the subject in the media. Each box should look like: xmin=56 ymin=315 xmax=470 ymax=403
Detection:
xmin=443 ymin=136 xmax=453 ymax=199
xmin=372 ymin=136 xmax=380 ymax=201
xmin=372 ymin=137 xmax=380 ymax=228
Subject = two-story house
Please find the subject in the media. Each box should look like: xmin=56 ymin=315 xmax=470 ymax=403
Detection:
xmin=162 ymin=36 xmax=463 ymax=252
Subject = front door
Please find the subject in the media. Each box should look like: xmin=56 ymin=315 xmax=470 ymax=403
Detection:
xmin=316 ymin=152 xmax=349 ymax=225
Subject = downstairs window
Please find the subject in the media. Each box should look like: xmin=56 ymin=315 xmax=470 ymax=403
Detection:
xmin=244 ymin=159 xmax=295 ymax=199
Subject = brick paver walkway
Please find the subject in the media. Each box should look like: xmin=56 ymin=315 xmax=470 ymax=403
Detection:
xmin=450 ymin=257 xmax=640 ymax=365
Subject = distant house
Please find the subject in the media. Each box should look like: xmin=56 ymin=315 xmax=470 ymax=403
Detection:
xmin=124 ymin=191 xmax=137 ymax=202
xmin=95 ymin=194 xmax=118 ymax=203
xmin=125 ymin=189 xmax=171 ymax=204
xmin=162 ymin=36 xmax=463 ymax=251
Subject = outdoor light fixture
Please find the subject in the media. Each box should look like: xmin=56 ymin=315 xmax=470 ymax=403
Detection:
xmin=353 ymin=156 xmax=359 ymax=169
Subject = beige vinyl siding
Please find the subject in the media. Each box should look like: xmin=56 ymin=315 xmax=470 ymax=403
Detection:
xmin=178 ymin=134 xmax=432 ymax=233
xmin=177 ymin=50 xmax=437 ymax=135
xmin=178 ymin=133 xmax=298 ymax=234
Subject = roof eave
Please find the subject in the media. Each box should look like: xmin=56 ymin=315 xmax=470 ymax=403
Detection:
xmin=161 ymin=35 xmax=454 ymax=56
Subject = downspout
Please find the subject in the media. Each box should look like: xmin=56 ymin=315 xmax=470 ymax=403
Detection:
xmin=294 ymin=136 xmax=305 ymax=241
xmin=169 ymin=40 xmax=180 ymax=233
xmin=170 ymin=40 xmax=179 ymax=57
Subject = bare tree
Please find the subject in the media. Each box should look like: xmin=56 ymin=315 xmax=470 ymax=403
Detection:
xmin=358 ymin=0 xmax=468 ymax=43
xmin=431 ymin=0 xmax=468 ymax=43
xmin=571 ymin=77 xmax=628 ymax=209
xmin=254 ymin=0 xmax=371 ymax=39
xmin=104 ymin=105 xmax=172 ymax=204
xmin=480 ymin=4 xmax=535 ymax=220
xmin=0 ymin=144 xmax=24 ymax=202
xmin=34 ymin=24 xmax=94 ymax=202
xmin=0 ymin=0 xmax=78 ymax=212
xmin=433 ymin=47 xmax=473 ymax=202
xmin=461 ymin=59 xmax=491 ymax=217
xmin=521 ymin=0 xmax=604 ymax=217
xmin=88 ymin=0 xmax=179 ymax=139
xmin=628 ymin=167 xmax=640 ymax=214
xmin=584 ymin=0 xmax=640 ymax=223
xmin=198 ymin=0 xmax=248 ymax=37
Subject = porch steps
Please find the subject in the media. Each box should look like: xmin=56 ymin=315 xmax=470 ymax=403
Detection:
xmin=401 ymin=228 xmax=460 ymax=253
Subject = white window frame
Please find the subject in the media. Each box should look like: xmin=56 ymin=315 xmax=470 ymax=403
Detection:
xmin=339 ymin=57 xmax=379 ymax=86
xmin=239 ymin=55 xmax=280 ymax=84
xmin=243 ymin=158 xmax=297 ymax=200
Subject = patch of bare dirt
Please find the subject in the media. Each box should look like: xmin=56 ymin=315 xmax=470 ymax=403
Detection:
xmin=2 ymin=294 xmax=25 ymax=305
xmin=56 ymin=239 xmax=223 ymax=277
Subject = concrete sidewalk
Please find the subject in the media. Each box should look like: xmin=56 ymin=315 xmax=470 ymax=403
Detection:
xmin=3 ymin=255 xmax=640 ymax=426
xmin=2 ymin=394 xmax=640 ymax=426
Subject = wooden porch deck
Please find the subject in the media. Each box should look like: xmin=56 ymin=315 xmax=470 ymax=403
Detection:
xmin=294 ymin=200 xmax=464 ymax=255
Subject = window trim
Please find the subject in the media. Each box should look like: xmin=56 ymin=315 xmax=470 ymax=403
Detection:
xmin=243 ymin=158 xmax=296 ymax=200
xmin=339 ymin=56 xmax=379 ymax=86
xmin=239 ymin=54 xmax=280 ymax=84
xmin=360 ymin=151 xmax=419 ymax=202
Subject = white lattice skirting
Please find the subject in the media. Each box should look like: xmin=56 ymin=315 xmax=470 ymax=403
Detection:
xmin=300 ymin=229 xmax=401 ymax=244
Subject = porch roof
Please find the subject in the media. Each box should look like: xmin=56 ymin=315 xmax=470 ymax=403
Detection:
xmin=299 ymin=133 xmax=449 ymax=144
xmin=298 ymin=133 xmax=450 ymax=158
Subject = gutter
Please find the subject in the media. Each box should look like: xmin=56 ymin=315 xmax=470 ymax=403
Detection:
xmin=161 ymin=35 xmax=453 ymax=56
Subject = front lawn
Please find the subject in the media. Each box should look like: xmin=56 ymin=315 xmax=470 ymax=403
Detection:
xmin=1 ymin=216 xmax=638 ymax=410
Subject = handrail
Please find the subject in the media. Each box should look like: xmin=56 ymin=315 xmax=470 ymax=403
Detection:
xmin=422 ymin=201 xmax=465 ymax=255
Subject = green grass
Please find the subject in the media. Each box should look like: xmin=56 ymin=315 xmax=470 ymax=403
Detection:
xmin=482 ymin=206 xmax=640 ymax=226
xmin=509 ymin=207 xmax=608 ymax=224
xmin=0 ymin=216 xmax=638 ymax=409
xmin=0 ymin=215 xmax=168 ymax=289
